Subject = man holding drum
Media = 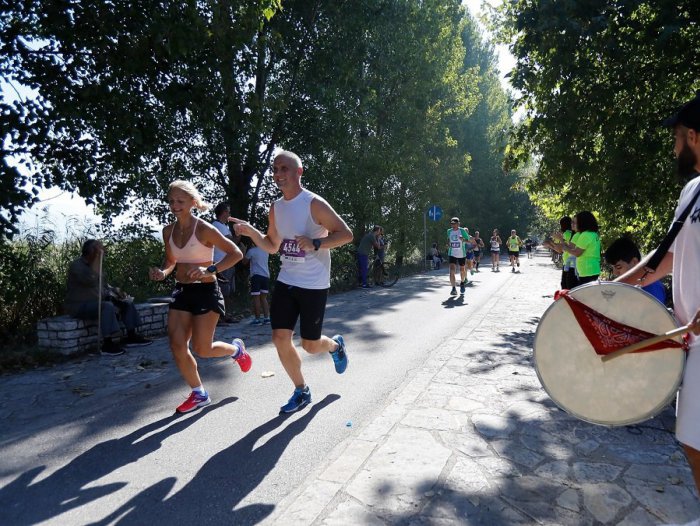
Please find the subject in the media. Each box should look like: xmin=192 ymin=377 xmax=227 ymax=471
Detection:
xmin=616 ymin=91 xmax=700 ymax=495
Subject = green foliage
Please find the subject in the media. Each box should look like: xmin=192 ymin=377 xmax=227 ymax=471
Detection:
xmin=2 ymin=0 xmax=285 ymax=236
xmin=455 ymin=15 xmax=535 ymax=238
xmin=101 ymin=235 xmax=173 ymax=302
xmin=284 ymin=1 xmax=525 ymax=260
xmin=3 ymin=0 xmax=533 ymax=266
xmin=490 ymin=0 xmax=700 ymax=250
xmin=0 ymin=232 xmax=75 ymax=345
xmin=0 ymin=226 xmax=171 ymax=350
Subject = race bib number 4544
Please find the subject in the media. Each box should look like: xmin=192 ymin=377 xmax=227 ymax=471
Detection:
xmin=280 ymin=238 xmax=306 ymax=263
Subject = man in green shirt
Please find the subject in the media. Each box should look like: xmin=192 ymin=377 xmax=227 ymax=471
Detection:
xmin=506 ymin=230 xmax=523 ymax=272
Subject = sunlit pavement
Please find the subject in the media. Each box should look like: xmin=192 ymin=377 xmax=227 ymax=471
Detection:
xmin=1 ymin=250 xmax=697 ymax=525
xmin=266 ymin=249 xmax=700 ymax=526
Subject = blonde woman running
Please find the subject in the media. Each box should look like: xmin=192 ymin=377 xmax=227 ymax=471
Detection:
xmin=149 ymin=180 xmax=251 ymax=413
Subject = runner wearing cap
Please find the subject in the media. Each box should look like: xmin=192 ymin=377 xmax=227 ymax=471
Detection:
xmin=507 ymin=229 xmax=523 ymax=272
xmin=446 ymin=217 xmax=470 ymax=295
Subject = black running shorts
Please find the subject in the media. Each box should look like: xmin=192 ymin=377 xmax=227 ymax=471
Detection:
xmin=270 ymin=281 xmax=328 ymax=340
xmin=250 ymin=274 xmax=270 ymax=295
xmin=169 ymin=282 xmax=225 ymax=316
xmin=448 ymin=256 xmax=466 ymax=266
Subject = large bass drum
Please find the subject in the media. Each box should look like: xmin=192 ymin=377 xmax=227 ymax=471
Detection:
xmin=533 ymin=282 xmax=685 ymax=426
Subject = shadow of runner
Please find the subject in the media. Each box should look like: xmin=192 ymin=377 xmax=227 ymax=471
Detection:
xmin=0 ymin=398 xmax=237 ymax=525
xmin=88 ymin=394 xmax=340 ymax=526
xmin=441 ymin=296 xmax=466 ymax=309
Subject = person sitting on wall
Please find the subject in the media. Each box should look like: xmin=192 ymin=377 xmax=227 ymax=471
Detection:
xmin=64 ymin=239 xmax=152 ymax=356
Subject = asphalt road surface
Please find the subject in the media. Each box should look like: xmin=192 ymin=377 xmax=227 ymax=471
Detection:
xmin=0 ymin=260 xmax=532 ymax=525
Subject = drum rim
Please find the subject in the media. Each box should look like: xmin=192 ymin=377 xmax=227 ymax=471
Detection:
xmin=533 ymin=281 xmax=685 ymax=427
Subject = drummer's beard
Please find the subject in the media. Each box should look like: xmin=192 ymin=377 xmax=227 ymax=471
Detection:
xmin=676 ymin=142 xmax=698 ymax=180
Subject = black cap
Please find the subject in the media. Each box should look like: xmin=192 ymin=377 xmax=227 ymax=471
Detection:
xmin=663 ymin=90 xmax=700 ymax=131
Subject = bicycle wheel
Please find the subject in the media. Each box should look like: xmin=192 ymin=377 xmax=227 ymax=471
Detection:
xmin=378 ymin=262 xmax=400 ymax=287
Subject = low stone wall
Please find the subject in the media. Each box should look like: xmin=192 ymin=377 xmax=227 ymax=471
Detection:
xmin=37 ymin=303 xmax=169 ymax=355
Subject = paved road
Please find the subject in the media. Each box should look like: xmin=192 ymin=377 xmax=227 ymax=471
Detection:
xmin=3 ymin=251 xmax=698 ymax=525
xmin=268 ymin=252 xmax=700 ymax=526
xmin=0 ymin=256 xmax=508 ymax=525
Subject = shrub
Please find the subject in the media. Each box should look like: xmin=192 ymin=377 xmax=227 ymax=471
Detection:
xmin=0 ymin=228 xmax=171 ymax=350
xmin=0 ymin=231 xmax=77 ymax=346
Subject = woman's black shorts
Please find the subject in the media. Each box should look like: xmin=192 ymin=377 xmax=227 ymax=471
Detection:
xmin=169 ymin=282 xmax=225 ymax=316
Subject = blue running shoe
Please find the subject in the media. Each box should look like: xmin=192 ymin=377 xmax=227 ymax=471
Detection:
xmin=330 ymin=335 xmax=348 ymax=374
xmin=280 ymin=386 xmax=312 ymax=414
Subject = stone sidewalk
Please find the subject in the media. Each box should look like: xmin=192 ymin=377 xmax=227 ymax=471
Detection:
xmin=266 ymin=253 xmax=700 ymax=525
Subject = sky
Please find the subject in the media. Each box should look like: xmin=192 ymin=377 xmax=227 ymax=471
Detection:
xmin=11 ymin=0 xmax=515 ymax=238
xmin=463 ymin=0 xmax=516 ymax=89
xmin=17 ymin=187 xmax=103 ymax=239
xmin=1 ymin=77 xmax=103 ymax=238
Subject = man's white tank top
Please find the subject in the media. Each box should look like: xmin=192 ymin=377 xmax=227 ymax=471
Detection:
xmin=274 ymin=189 xmax=331 ymax=289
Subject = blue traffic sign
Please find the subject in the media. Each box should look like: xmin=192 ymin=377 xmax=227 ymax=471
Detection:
xmin=427 ymin=205 xmax=443 ymax=222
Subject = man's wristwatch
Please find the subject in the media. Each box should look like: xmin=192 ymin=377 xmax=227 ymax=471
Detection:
xmin=312 ymin=239 xmax=322 ymax=251
xmin=206 ymin=264 xmax=218 ymax=274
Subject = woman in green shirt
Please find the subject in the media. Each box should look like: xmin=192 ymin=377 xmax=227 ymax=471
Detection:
xmin=555 ymin=211 xmax=601 ymax=285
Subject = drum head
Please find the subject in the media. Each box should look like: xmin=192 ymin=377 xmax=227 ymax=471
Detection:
xmin=534 ymin=282 xmax=685 ymax=426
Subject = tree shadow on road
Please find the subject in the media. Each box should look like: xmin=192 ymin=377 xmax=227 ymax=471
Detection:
xmin=0 ymin=398 xmax=237 ymax=525
xmin=352 ymin=305 xmax=699 ymax=525
xmin=456 ymin=318 xmax=542 ymax=381
xmin=348 ymin=399 xmax=699 ymax=525
xmin=86 ymin=394 xmax=340 ymax=526
xmin=342 ymin=371 xmax=697 ymax=525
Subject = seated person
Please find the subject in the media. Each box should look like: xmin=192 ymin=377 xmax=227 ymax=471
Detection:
xmin=64 ymin=239 xmax=152 ymax=356
xmin=604 ymin=236 xmax=666 ymax=304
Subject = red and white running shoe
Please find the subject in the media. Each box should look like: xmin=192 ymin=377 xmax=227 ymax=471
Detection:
xmin=176 ymin=391 xmax=211 ymax=414
xmin=232 ymin=338 xmax=252 ymax=373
